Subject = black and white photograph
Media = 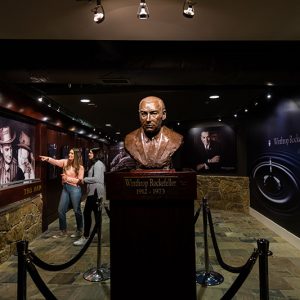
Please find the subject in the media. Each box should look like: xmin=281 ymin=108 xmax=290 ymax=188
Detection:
xmin=0 ymin=116 xmax=35 ymax=187
xmin=183 ymin=125 xmax=236 ymax=173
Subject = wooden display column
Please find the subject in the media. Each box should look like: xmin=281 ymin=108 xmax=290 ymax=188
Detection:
xmin=106 ymin=170 xmax=197 ymax=300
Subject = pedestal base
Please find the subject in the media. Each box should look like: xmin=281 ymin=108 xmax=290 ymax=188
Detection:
xmin=196 ymin=270 xmax=224 ymax=286
xmin=106 ymin=170 xmax=197 ymax=300
xmin=83 ymin=264 xmax=110 ymax=282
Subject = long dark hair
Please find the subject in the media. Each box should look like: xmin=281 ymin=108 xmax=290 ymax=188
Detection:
xmin=88 ymin=148 xmax=104 ymax=169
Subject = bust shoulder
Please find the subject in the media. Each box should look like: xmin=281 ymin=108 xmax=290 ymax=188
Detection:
xmin=161 ymin=126 xmax=183 ymax=146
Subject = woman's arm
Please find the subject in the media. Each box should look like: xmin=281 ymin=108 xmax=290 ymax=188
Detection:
xmin=83 ymin=161 xmax=104 ymax=184
xmin=39 ymin=156 xmax=66 ymax=168
xmin=62 ymin=165 xmax=84 ymax=185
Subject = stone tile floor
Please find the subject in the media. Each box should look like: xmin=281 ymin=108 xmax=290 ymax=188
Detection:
xmin=0 ymin=204 xmax=300 ymax=299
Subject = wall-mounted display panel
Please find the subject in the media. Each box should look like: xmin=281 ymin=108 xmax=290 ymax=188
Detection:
xmin=0 ymin=116 xmax=35 ymax=189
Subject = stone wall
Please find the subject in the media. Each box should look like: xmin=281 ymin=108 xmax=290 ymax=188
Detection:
xmin=0 ymin=194 xmax=43 ymax=264
xmin=196 ymin=175 xmax=249 ymax=213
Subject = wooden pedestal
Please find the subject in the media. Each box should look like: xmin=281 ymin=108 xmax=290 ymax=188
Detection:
xmin=106 ymin=170 xmax=197 ymax=300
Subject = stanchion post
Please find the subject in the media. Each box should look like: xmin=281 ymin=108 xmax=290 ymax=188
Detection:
xmin=196 ymin=197 xmax=224 ymax=286
xmin=257 ymin=239 xmax=271 ymax=300
xmin=17 ymin=240 xmax=29 ymax=300
xmin=203 ymin=198 xmax=210 ymax=274
xmin=96 ymin=197 xmax=103 ymax=270
xmin=83 ymin=197 xmax=110 ymax=282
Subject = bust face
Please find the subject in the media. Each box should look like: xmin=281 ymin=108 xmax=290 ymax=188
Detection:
xmin=139 ymin=97 xmax=166 ymax=136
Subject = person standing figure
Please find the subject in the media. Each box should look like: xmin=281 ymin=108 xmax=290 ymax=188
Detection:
xmin=74 ymin=148 xmax=106 ymax=246
xmin=40 ymin=148 xmax=84 ymax=238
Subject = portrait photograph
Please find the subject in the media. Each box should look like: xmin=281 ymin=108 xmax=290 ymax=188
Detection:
xmin=183 ymin=124 xmax=236 ymax=173
xmin=0 ymin=116 xmax=35 ymax=187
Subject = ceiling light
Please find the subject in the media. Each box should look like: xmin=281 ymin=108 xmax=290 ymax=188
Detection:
xmin=209 ymin=95 xmax=220 ymax=99
xmin=80 ymin=98 xmax=91 ymax=103
xmin=267 ymin=93 xmax=272 ymax=99
xmin=244 ymin=108 xmax=248 ymax=112
xmin=92 ymin=0 xmax=105 ymax=24
xmin=265 ymin=82 xmax=274 ymax=86
xmin=105 ymin=123 xmax=112 ymax=127
xmin=234 ymin=113 xmax=238 ymax=118
xmin=183 ymin=0 xmax=195 ymax=18
xmin=38 ymin=97 xmax=43 ymax=102
xmin=137 ymin=0 xmax=149 ymax=20
xmin=218 ymin=118 xmax=222 ymax=122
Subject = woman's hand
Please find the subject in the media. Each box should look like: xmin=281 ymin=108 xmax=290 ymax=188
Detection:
xmin=39 ymin=155 xmax=49 ymax=162
xmin=61 ymin=173 xmax=68 ymax=183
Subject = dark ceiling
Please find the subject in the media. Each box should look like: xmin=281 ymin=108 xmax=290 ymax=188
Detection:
xmin=1 ymin=40 xmax=300 ymax=141
xmin=1 ymin=1 xmax=300 ymax=142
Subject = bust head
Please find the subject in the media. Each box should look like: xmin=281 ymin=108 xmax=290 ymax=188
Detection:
xmin=139 ymin=96 xmax=166 ymax=138
xmin=124 ymin=96 xmax=183 ymax=169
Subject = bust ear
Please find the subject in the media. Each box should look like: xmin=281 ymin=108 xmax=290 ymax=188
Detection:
xmin=162 ymin=109 xmax=167 ymax=120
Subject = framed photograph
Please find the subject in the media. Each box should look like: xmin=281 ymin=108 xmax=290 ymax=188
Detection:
xmin=183 ymin=125 xmax=236 ymax=173
xmin=0 ymin=116 xmax=35 ymax=187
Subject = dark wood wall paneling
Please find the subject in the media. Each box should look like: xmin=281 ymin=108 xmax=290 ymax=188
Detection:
xmin=0 ymin=84 xmax=103 ymax=231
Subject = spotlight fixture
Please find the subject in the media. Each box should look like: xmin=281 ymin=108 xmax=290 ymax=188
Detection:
xmin=80 ymin=98 xmax=91 ymax=103
xmin=183 ymin=0 xmax=195 ymax=18
xmin=209 ymin=95 xmax=220 ymax=100
xmin=92 ymin=0 xmax=105 ymax=24
xmin=137 ymin=0 xmax=149 ymax=20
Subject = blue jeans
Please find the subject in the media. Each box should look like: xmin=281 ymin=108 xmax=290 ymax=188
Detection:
xmin=58 ymin=184 xmax=83 ymax=231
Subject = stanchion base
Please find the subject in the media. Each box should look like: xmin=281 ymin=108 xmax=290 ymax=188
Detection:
xmin=196 ymin=270 xmax=224 ymax=286
xmin=83 ymin=265 xmax=110 ymax=282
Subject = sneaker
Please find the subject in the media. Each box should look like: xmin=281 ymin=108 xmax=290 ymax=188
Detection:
xmin=70 ymin=230 xmax=82 ymax=238
xmin=73 ymin=236 xmax=88 ymax=246
xmin=53 ymin=230 xmax=67 ymax=238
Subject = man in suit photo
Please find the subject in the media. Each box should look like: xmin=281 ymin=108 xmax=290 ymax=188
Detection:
xmin=195 ymin=130 xmax=221 ymax=172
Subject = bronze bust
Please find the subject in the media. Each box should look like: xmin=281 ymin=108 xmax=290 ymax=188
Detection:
xmin=124 ymin=96 xmax=183 ymax=169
